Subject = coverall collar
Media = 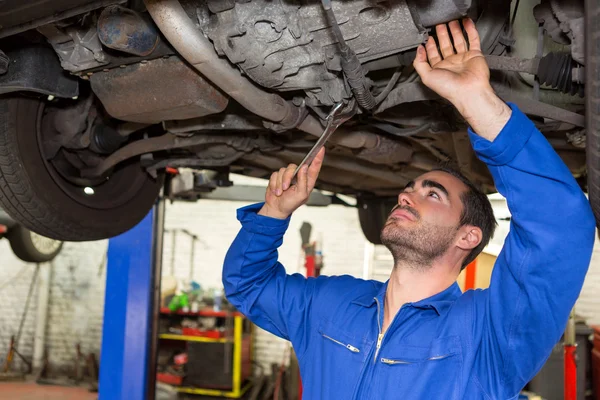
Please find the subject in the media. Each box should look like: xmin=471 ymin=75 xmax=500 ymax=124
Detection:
xmin=351 ymin=279 xmax=462 ymax=316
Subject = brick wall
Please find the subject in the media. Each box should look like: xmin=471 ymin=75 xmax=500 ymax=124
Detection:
xmin=577 ymin=239 xmax=600 ymax=325
xmin=0 ymin=242 xmax=39 ymax=370
xmin=0 ymin=239 xmax=107 ymax=374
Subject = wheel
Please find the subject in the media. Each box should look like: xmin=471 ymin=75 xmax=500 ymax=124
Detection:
xmin=586 ymin=0 xmax=600 ymax=229
xmin=358 ymin=197 xmax=397 ymax=245
xmin=7 ymin=225 xmax=63 ymax=263
xmin=0 ymin=96 xmax=162 ymax=241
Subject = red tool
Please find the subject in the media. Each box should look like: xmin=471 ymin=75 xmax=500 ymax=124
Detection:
xmin=564 ymin=309 xmax=577 ymax=400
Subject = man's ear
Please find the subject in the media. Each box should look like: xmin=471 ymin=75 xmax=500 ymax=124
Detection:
xmin=456 ymin=225 xmax=482 ymax=251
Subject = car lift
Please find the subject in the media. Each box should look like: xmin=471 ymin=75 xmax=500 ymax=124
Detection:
xmin=98 ymin=193 xmax=166 ymax=400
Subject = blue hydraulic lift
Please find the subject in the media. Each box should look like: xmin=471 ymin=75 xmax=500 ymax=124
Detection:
xmin=98 ymin=196 xmax=166 ymax=400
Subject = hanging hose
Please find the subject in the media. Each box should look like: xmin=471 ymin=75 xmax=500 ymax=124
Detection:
xmin=322 ymin=0 xmax=376 ymax=110
xmin=372 ymin=122 xmax=433 ymax=137
xmin=375 ymin=68 xmax=403 ymax=105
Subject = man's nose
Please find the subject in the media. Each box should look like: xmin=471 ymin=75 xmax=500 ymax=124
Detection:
xmin=398 ymin=191 xmax=414 ymax=206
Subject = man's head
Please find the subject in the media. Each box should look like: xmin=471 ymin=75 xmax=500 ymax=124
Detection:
xmin=380 ymin=167 xmax=496 ymax=272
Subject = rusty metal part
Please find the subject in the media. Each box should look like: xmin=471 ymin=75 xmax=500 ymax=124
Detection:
xmin=566 ymin=130 xmax=586 ymax=148
xmin=98 ymin=5 xmax=159 ymax=56
xmin=485 ymin=55 xmax=540 ymax=74
xmin=376 ymin=81 xmax=585 ymax=127
xmin=409 ymin=0 xmax=472 ymax=27
xmin=200 ymin=0 xmax=426 ymax=106
xmin=0 ymin=0 xmax=127 ymax=39
xmin=297 ymin=115 xmax=379 ymax=149
xmin=287 ymin=150 xmax=412 ymax=183
xmin=145 ymin=155 xmax=243 ymax=172
xmin=371 ymin=122 xmax=432 ymax=137
xmin=246 ymin=149 xmax=411 ymax=187
xmin=375 ymin=82 xmax=439 ymax=113
xmin=143 ymin=0 xmax=383 ymax=151
xmin=81 ymin=133 xmax=272 ymax=178
xmin=144 ymin=0 xmax=297 ymax=124
xmin=90 ymin=56 xmax=228 ymax=123
xmin=356 ymin=134 xmax=414 ymax=165
xmin=499 ymin=92 xmax=585 ymax=127
xmin=164 ymin=113 xmax=265 ymax=133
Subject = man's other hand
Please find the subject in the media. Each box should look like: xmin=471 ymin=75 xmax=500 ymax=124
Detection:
xmin=258 ymin=148 xmax=325 ymax=220
xmin=413 ymin=19 xmax=489 ymax=103
xmin=413 ymin=19 xmax=511 ymax=141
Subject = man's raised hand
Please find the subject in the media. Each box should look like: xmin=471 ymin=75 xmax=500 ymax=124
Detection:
xmin=413 ymin=19 xmax=490 ymax=104
xmin=413 ymin=18 xmax=511 ymax=141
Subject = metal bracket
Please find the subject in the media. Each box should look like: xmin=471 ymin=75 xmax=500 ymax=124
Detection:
xmin=0 ymin=46 xmax=79 ymax=98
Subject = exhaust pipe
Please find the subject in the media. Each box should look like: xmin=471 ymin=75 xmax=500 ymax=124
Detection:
xmin=143 ymin=0 xmax=379 ymax=150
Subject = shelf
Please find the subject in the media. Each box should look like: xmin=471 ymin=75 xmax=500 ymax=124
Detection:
xmin=175 ymin=382 xmax=252 ymax=398
xmin=160 ymin=307 xmax=243 ymax=318
xmin=159 ymin=333 xmax=229 ymax=343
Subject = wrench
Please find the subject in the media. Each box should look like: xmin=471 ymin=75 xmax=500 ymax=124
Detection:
xmin=291 ymin=101 xmax=357 ymax=182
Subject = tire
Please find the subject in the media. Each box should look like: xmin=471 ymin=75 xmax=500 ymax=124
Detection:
xmin=7 ymin=225 xmax=63 ymax=263
xmin=0 ymin=96 xmax=162 ymax=241
xmin=358 ymin=197 xmax=397 ymax=245
xmin=586 ymin=0 xmax=600 ymax=229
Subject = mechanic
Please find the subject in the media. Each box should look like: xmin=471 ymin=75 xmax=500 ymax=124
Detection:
xmin=223 ymin=19 xmax=595 ymax=399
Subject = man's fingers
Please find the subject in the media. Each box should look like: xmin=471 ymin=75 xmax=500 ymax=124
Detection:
xmin=307 ymin=148 xmax=325 ymax=191
xmin=297 ymin=164 xmax=309 ymax=194
xmin=449 ymin=20 xmax=467 ymax=53
xmin=413 ymin=45 xmax=432 ymax=80
xmin=281 ymin=164 xmax=297 ymax=191
xmin=269 ymin=171 xmax=278 ymax=196
xmin=276 ymin=167 xmax=285 ymax=196
xmin=425 ymin=37 xmax=442 ymax=67
xmin=463 ymin=18 xmax=481 ymax=52
xmin=436 ymin=24 xmax=455 ymax=58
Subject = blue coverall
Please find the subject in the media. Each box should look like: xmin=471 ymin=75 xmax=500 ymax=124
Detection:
xmin=223 ymin=104 xmax=596 ymax=399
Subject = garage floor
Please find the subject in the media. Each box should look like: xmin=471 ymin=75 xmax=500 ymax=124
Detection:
xmin=0 ymin=382 xmax=97 ymax=400
xmin=0 ymin=382 xmax=256 ymax=399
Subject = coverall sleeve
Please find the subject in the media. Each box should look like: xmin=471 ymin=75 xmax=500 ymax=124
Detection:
xmin=470 ymin=104 xmax=596 ymax=397
xmin=222 ymin=203 xmax=317 ymax=357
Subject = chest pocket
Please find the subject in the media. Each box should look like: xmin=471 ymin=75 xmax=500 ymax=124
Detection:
xmin=377 ymin=335 xmax=463 ymax=400
xmin=316 ymin=322 xmax=371 ymax=397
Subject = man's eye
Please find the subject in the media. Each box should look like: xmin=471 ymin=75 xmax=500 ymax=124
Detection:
xmin=429 ymin=191 xmax=440 ymax=200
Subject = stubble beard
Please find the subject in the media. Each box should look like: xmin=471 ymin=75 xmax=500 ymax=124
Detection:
xmin=380 ymin=213 xmax=458 ymax=271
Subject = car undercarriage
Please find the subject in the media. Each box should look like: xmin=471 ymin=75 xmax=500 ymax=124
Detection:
xmin=0 ymin=0 xmax=593 ymax=242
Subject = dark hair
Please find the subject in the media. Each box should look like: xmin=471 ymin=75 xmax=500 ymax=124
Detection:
xmin=434 ymin=167 xmax=497 ymax=270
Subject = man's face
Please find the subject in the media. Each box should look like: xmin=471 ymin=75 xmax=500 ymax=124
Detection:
xmin=380 ymin=171 xmax=468 ymax=268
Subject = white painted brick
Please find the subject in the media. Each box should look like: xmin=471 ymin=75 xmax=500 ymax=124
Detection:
xmin=0 ymin=239 xmax=107 ymax=372
xmin=576 ymin=234 xmax=600 ymax=326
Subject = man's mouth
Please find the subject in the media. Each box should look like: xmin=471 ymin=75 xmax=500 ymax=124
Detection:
xmin=388 ymin=206 xmax=419 ymax=222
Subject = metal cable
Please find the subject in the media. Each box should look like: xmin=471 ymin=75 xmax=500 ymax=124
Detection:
xmin=372 ymin=122 xmax=432 ymax=137
xmin=375 ymin=68 xmax=403 ymax=105
xmin=321 ymin=0 xmax=376 ymax=110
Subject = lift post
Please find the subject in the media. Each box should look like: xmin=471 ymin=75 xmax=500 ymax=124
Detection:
xmin=98 ymin=196 xmax=165 ymax=400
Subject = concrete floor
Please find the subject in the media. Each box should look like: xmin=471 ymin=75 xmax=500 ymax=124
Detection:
xmin=0 ymin=382 xmax=97 ymax=400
